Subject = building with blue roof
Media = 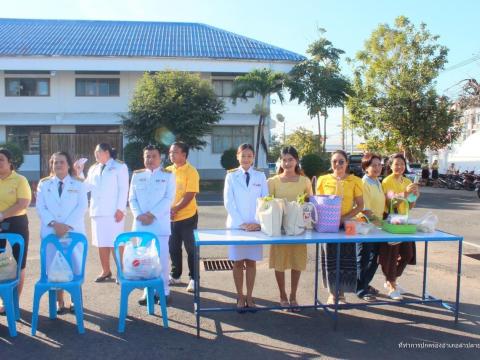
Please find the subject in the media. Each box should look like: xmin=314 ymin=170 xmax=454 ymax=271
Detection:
xmin=0 ymin=18 xmax=305 ymax=180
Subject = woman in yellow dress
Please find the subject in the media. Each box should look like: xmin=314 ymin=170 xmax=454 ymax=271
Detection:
xmin=268 ymin=146 xmax=312 ymax=311
xmin=316 ymin=150 xmax=364 ymax=304
xmin=380 ymin=153 xmax=419 ymax=300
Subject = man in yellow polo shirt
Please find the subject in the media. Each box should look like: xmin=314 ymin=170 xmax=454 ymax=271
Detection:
xmin=167 ymin=142 xmax=199 ymax=293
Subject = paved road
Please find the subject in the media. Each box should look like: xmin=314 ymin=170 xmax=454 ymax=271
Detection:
xmin=1 ymin=186 xmax=479 ymax=359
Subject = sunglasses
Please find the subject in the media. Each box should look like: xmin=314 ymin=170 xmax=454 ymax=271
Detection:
xmin=332 ymin=160 xmax=345 ymax=165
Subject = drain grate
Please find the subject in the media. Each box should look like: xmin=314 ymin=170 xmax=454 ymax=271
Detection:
xmin=203 ymin=259 xmax=243 ymax=271
xmin=465 ymin=253 xmax=480 ymax=261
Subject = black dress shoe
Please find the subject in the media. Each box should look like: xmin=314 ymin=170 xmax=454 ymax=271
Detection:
xmin=94 ymin=272 xmax=112 ymax=283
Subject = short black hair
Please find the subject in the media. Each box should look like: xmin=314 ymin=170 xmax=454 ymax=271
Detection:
xmin=388 ymin=153 xmax=407 ymax=175
xmin=237 ymin=143 xmax=255 ymax=154
xmin=143 ymin=144 xmax=162 ymax=156
xmin=96 ymin=143 xmax=117 ymax=159
xmin=49 ymin=151 xmax=74 ymax=176
xmin=171 ymin=142 xmax=189 ymax=158
xmin=0 ymin=148 xmax=14 ymax=170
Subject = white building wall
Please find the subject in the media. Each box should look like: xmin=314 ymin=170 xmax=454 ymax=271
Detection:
xmin=0 ymin=64 xmax=277 ymax=179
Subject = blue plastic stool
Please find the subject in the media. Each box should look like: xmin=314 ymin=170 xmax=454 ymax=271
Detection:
xmin=0 ymin=233 xmax=24 ymax=337
xmin=114 ymin=232 xmax=168 ymax=333
xmin=31 ymin=232 xmax=88 ymax=335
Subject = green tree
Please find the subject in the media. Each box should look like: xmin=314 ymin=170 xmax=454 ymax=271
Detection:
xmin=300 ymin=153 xmax=329 ymax=179
xmin=287 ymin=29 xmax=351 ymax=152
xmin=123 ymin=141 xmax=145 ymax=172
xmin=220 ymin=148 xmax=239 ymax=170
xmin=268 ymin=134 xmax=283 ymax=163
xmin=231 ymin=68 xmax=286 ymax=167
xmin=122 ymin=71 xmax=225 ymax=150
xmin=347 ymin=16 xmax=461 ymax=156
xmin=285 ymin=127 xmax=319 ymax=158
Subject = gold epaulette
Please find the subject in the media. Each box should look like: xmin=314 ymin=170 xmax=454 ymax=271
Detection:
xmin=73 ymin=176 xmax=85 ymax=182
xmin=133 ymin=169 xmax=146 ymax=174
xmin=161 ymin=168 xmax=172 ymax=173
xmin=227 ymin=168 xmax=238 ymax=173
xmin=39 ymin=175 xmax=53 ymax=183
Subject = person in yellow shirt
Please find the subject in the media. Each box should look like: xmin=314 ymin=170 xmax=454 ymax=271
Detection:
xmin=316 ymin=150 xmax=363 ymax=305
xmin=268 ymin=146 xmax=313 ymax=311
xmin=0 ymin=148 xmax=31 ymax=314
xmin=167 ymin=142 xmax=199 ymax=293
xmin=357 ymin=153 xmax=384 ymax=302
xmin=380 ymin=153 xmax=419 ymax=300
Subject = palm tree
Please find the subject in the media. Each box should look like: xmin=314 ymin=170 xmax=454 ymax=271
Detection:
xmin=287 ymin=30 xmax=351 ymax=153
xmin=231 ymin=68 xmax=286 ymax=167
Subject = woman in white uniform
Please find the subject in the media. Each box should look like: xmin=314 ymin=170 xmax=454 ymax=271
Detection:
xmin=224 ymin=143 xmax=268 ymax=312
xmin=36 ymin=151 xmax=88 ymax=313
xmin=76 ymin=143 xmax=129 ymax=282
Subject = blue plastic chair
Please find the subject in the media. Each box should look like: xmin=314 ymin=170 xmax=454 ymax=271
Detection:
xmin=31 ymin=232 xmax=88 ymax=335
xmin=114 ymin=232 xmax=168 ymax=333
xmin=0 ymin=233 xmax=24 ymax=337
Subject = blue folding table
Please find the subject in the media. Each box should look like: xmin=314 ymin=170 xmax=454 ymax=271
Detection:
xmin=193 ymin=229 xmax=463 ymax=338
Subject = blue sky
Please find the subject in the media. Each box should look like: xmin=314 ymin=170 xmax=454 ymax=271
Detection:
xmin=2 ymin=0 xmax=478 ymax=146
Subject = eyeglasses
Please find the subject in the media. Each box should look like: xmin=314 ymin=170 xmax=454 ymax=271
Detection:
xmin=332 ymin=160 xmax=345 ymax=165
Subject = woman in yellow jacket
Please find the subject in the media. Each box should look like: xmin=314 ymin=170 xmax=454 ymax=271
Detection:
xmin=316 ymin=150 xmax=363 ymax=305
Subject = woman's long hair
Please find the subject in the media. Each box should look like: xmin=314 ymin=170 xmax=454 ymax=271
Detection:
xmin=277 ymin=146 xmax=302 ymax=175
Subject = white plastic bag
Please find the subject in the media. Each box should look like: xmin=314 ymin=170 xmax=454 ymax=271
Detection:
xmin=256 ymin=197 xmax=284 ymax=237
xmin=48 ymin=250 xmax=74 ymax=283
xmin=283 ymin=201 xmax=305 ymax=236
xmin=122 ymin=240 xmax=162 ymax=280
xmin=416 ymin=212 xmax=438 ymax=233
xmin=0 ymin=241 xmax=17 ymax=282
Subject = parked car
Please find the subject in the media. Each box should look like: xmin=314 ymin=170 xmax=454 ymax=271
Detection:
xmin=348 ymin=154 xmax=364 ymax=178
xmin=405 ymin=162 xmax=422 ymax=183
xmin=268 ymin=162 xmax=278 ymax=175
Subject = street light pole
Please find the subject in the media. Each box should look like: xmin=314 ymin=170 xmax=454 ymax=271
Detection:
xmin=276 ymin=113 xmax=286 ymax=144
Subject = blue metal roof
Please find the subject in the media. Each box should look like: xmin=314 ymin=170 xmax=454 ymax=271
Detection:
xmin=0 ymin=18 xmax=305 ymax=62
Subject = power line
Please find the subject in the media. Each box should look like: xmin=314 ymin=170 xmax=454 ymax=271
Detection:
xmin=442 ymin=53 xmax=480 ymax=73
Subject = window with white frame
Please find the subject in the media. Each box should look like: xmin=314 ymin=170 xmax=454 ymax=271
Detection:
xmin=212 ymin=80 xmax=254 ymax=98
xmin=211 ymin=126 xmax=254 ymax=153
xmin=75 ymin=78 xmax=120 ymax=96
xmin=212 ymin=80 xmax=233 ymax=97
xmin=5 ymin=78 xmax=50 ymax=96
xmin=6 ymin=126 xmax=50 ymax=154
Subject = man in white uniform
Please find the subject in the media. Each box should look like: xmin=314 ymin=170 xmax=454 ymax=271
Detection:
xmin=129 ymin=145 xmax=176 ymax=305
xmin=36 ymin=151 xmax=88 ymax=313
